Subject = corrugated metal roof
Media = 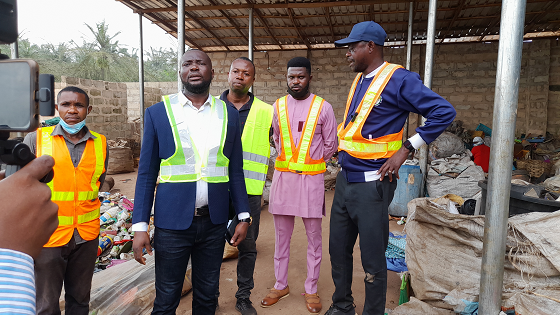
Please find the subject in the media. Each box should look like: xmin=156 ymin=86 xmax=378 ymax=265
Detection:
xmin=116 ymin=0 xmax=560 ymax=51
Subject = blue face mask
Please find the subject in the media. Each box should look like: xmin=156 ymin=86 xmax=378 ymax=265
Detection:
xmin=59 ymin=119 xmax=86 ymax=135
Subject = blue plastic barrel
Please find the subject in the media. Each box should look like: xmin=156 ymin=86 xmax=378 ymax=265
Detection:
xmin=388 ymin=165 xmax=422 ymax=217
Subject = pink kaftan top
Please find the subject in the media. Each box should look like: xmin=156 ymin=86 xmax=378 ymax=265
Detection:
xmin=268 ymin=94 xmax=338 ymax=218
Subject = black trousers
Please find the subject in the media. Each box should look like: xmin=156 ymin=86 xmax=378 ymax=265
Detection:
xmin=235 ymin=194 xmax=263 ymax=300
xmin=35 ymin=237 xmax=98 ymax=315
xmin=216 ymin=194 xmax=262 ymax=301
xmin=329 ymin=172 xmax=397 ymax=315
xmin=153 ymin=217 xmax=226 ymax=315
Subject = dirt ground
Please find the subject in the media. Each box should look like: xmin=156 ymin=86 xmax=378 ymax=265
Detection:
xmin=110 ymin=170 xmax=404 ymax=315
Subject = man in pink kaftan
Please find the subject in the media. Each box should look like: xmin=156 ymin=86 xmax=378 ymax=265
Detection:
xmin=260 ymin=57 xmax=338 ymax=315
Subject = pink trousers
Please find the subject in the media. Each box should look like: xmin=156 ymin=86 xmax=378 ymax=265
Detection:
xmin=272 ymin=214 xmax=322 ymax=294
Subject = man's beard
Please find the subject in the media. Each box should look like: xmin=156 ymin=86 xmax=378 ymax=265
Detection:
xmin=183 ymin=79 xmax=212 ymax=95
xmin=287 ymin=83 xmax=310 ymax=99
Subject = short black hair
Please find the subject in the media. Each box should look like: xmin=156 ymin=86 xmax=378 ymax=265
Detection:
xmin=57 ymin=86 xmax=90 ymax=106
xmin=287 ymin=57 xmax=311 ymax=75
xmin=233 ymin=57 xmax=256 ymax=75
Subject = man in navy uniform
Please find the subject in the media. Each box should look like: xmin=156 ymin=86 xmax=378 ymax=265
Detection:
xmin=326 ymin=21 xmax=456 ymax=315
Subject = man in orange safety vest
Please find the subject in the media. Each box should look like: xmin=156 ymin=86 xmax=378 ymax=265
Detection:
xmin=24 ymin=86 xmax=108 ymax=315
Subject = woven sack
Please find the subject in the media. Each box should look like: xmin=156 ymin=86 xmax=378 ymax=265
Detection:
xmin=107 ymin=147 xmax=135 ymax=175
xmin=517 ymin=159 xmax=552 ymax=178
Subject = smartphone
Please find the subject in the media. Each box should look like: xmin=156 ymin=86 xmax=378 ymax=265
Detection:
xmin=0 ymin=59 xmax=55 ymax=132
xmin=225 ymin=217 xmax=239 ymax=245
xmin=0 ymin=59 xmax=39 ymax=131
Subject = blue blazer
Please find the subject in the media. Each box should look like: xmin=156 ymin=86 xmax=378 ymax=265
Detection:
xmin=132 ymin=97 xmax=250 ymax=230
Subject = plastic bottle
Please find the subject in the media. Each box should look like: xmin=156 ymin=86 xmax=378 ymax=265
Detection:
xmin=99 ymin=206 xmax=120 ymax=225
xmin=118 ymin=210 xmax=131 ymax=221
xmin=110 ymin=245 xmax=121 ymax=258
xmin=120 ymin=253 xmax=134 ymax=260
xmin=98 ymin=235 xmax=114 ymax=256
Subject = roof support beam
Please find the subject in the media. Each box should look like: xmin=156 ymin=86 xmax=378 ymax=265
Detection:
xmin=206 ymin=0 xmax=250 ymax=44
xmin=477 ymin=18 xmax=501 ymax=41
xmin=479 ymin=0 xmax=527 ymax=313
xmin=160 ymin=0 xmax=231 ymax=50
xmin=245 ymin=0 xmax=282 ymax=46
xmin=524 ymin=1 xmax=558 ymax=33
xmin=183 ymin=12 xmax=231 ymax=51
xmin=154 ymin=8 xmax=555 ymax=23
xmin=177 ymin=0 xmax=185 ymax=91
xmin=125 ymin=0 xmax=552 ymax=13
xmin=325 ymin=7 xmax=335 ymax=42
xmin=285 ymin=2 xmax=311 ymax=49
xmin=439 ymin=0 xmax=467 ymax=42
xmin=120 ymin=0 xmax=202 ymax=49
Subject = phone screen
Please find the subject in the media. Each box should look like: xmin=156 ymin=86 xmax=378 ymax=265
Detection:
xmin=0 ymin=59 xmax=38 ymax=131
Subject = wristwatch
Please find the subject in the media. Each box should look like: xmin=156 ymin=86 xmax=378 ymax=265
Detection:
xmin=403 ymin=140 xmax=415 ymax=152
xmin=240 ymin=217 xmax=252 ymax=226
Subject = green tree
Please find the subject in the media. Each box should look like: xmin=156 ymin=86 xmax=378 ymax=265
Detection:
xmin=144 ymin=47 xmax=177 ymax=82
xmin=72 ymin=20 xmax=137 ymax=81
xmin=1 ymin=22 xmax=178 ymax=83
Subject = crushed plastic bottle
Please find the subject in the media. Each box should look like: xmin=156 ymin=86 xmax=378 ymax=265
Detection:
xmin=110 ymin=245 xmax=121 ymax=258
xmin=119 ymin=252 xmax=134 ymax=260
xmin=100 ymin=207 xmax=120 ymax=225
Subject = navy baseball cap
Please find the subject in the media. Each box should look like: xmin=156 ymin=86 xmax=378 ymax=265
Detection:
xmin=334 ymin=21 xmax=387 ymax=47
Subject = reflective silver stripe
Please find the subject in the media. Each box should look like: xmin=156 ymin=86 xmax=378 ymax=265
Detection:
xmin=201 ymin=166 xmax=228 ymax=177
xmin=243 ymin=151 xmax=268 ymax=165
xmin=244 ymin=169 xmax=266 ymax=181
xmin=161 ymin=164 xmax=197 ymax=177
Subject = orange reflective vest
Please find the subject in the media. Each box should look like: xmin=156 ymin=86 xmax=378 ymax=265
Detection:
xmin=37 ymin=126 xmax=107 ymax=247
xmin=275 ymin=95 xmax=326 ymax=175
xmin=338 ymin=63 xmax=404 ymax=159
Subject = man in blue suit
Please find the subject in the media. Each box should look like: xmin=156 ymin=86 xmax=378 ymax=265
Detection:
xmin=132 ymin=49 xmax=252 ymax=315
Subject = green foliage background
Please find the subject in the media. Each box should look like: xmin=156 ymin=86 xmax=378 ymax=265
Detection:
xmin=0 ymin=21 xmax=177 ymax=82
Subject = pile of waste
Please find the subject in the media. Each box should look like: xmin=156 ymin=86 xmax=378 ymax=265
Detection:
xmin=95 ymin=192 xmax=154 ymax=272
xmin=391 ymin=195 xmax=560 ymax=314
xmin=324 ymin=153 xmax=340 ymax=190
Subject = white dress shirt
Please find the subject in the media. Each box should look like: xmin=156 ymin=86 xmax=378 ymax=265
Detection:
xmin=132 ymin=93 xmax=249 ymax=233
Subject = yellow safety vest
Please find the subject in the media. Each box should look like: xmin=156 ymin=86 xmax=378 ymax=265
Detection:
xmin=338 ymin=63 xmax=404 ymax=159
xmin=241 ymin=97 xmax=273 ymax=195
xmin=159 ymin=93 xmax=230 ymax=183
xmin=275 ymin=95 xmax=326 ymax=175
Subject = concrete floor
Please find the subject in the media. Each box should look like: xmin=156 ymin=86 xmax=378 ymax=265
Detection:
xmin=111 ymin=171 xmax=404 ymax=315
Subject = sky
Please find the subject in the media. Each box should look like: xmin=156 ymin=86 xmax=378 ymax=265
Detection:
xmin=17 ymin=0 xmax=178 ymax=52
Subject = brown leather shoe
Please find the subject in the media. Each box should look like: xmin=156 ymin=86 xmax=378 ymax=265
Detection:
xmin=261 ymin=286 xmax=290 ymax=308
xmin=304 ymin=293 xmax=322 ymax=314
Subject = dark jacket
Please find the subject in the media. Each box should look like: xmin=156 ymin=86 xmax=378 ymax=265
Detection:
xmin=132 ymin=98 xmax=250 ymax=230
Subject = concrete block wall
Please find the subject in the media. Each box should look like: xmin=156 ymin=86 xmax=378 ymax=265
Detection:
xmin=125 ymin=82 xmax=177 ymax=122
xmin=145 ymin=82 xmax=178 ymax=96
xmin=125 ymin=83 xmax=162 ymax=122
xmin=203 ymin=39 xmax=553 ymax=137
xmin=59 ymin=76 xmax=132 ymax=140
xmin=547 ymin=40 xmax=560 ymax=136
xmin=520 ymin=40 xmax=550 ymax=135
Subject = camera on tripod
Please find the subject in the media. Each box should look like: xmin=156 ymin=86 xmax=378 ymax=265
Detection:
xmin=1 ymin=0 xmax=55 ymax=179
